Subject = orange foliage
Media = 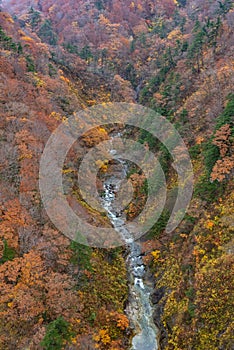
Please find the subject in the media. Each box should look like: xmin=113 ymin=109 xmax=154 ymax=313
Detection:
xmin=211 ymin=124 xmax=234 ymax=182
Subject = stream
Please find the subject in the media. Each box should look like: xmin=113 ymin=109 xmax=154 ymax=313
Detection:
xmin=101 ymin=134 xmax=160 ymax=350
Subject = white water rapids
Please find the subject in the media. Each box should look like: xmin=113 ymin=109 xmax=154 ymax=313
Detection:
xmin=101 ymin=135 xmax=159 ymax=350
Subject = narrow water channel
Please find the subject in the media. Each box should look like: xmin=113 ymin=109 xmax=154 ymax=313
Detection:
xmin=101 ymin=136 xmax=159 ymax=350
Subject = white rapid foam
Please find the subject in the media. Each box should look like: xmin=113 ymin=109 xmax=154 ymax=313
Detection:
xmin=101 ymin=135 xmax=159 ymax=350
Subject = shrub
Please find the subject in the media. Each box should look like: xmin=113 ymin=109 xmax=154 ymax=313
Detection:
xmin=70 ymin=241 xmax=93 ymax=272
xmin=0 ymin=240 xmax=16 ymax=264
xmin=41 ymin=317 xmax=73 ymax=350
xmin=203 ymin=94 xmax=234 ymax=175
xmin=26 ymin=55 xmax=35 ymax=72
xmin=146 ymin=209 xmax=170 ymax=239
xmin=194 ymin=175 xmax=225 ymax=202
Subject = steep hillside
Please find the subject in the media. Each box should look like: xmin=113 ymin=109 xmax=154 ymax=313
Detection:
xmin=0 ymin=10 xmax=130 ymax=350
xmin=0 ymin=0 xmax=234 ymax=349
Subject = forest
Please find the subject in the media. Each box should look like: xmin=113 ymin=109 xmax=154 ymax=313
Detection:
xmin=0 ymin=0 xmax=233 ymax=349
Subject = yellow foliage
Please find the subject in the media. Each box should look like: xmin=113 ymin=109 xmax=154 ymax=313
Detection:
xmin=99 ymin=14 xmax=111 ymax=26
xmin=167 ymin=29 xmax=182 ymax=41
xmin=62 ymin=168 xmax=74 ymax=174
xmin=49 ymin=4 xmax=56 ymax=13
xmin=21 ymin=36 xmax=34 ymax=42
xmin=98 ymin=127 xmax=107 ymax=134
xmin=95 ymin=159 xmax=109 ymax=172
xmin=6 ymin=16 xmax=14 ymax=23
xmin=49 ymin=111 xmax=62 ymax=120
xmin=151 ymin=250 xmax=160 ymax=263
xmin=18 ymin=153 xmax=32 ymax=161
xmin=94 ymin=329 xmax=111 ymax=345
xmin=60 ymin=75 xmax=70 ymax=84
xmin=137 ymin=4 xmax=143 ymax=11
xmin=196 ymin=136 xmax=204 ymax=144
xmin=71 ymin=337 xmax=77 ymax=344
xmin=33 ymin=73 xmax=46 ymax=88
xmin=205 ymin=221 xmax=215 ymax=230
